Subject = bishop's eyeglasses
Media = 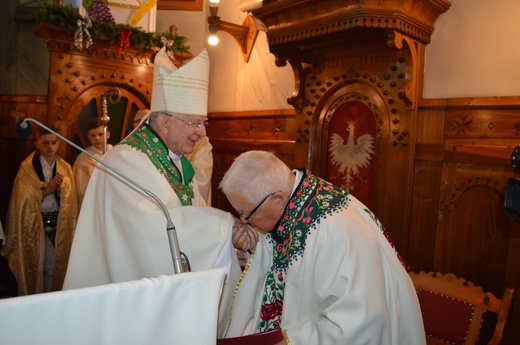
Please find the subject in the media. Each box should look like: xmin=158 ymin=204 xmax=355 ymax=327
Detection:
xmin=165 ymin=113 xmax=209 ymax=131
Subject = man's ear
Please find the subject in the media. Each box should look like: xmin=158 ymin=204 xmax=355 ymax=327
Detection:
xmin=272 ymin=191 xmax=285 ymax=205
xmin=156 ymin=114 xmax=169 ymax=134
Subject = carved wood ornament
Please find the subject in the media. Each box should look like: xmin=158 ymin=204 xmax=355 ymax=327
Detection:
xmin=250 ymin=0 xmax=451 ymax=257
xmin=33 ymin=23 xmax=192 ymax=162
xmin=253 ymin=0 xmax=451 ymax=110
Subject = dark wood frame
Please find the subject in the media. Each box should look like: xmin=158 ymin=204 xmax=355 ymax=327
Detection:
xmin=157 ymin=0 xmax=203 ymax=11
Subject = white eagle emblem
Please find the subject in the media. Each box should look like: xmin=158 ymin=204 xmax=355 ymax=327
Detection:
xmin=329 ymin=121 xmax=375 ymax=191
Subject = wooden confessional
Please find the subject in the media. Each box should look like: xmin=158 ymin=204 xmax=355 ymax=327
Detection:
xmin=209 ymin=0 xmax=453 ymax=273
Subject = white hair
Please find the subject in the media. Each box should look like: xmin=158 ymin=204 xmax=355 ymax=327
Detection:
xmin=220 ymin=150 xmax=292 ymax=204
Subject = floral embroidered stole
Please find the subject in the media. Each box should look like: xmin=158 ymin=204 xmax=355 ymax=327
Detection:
xmin=259 ymin=170 xmax=347 ymax=331
xmin=119 ymin=124 xmax=195 ymax=206
xmin=258 ymin=170 xmax=407 ymax=331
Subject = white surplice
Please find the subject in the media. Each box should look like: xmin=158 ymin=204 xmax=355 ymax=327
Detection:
xmin=63 ymin=143 xmax=241 ymax=337
xmin=224 ymin=171 xmax=426 ymax=345
xmin=185 ymin=136 xmax=213 ymax=205
xmin=72 ymin=144 xmax=112 ymax=207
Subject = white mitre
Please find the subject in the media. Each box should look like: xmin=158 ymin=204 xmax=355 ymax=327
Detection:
xmin=151 ymin=47 xmax=210 ymax=116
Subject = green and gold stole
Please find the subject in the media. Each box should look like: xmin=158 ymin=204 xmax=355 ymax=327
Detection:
xmin=120 ymin=124 xmax=195 ymax=206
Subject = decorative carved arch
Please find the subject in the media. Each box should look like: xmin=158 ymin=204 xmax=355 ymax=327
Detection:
xmin=308 ymin=80 xmax=391 ymax=207
xmin=436 ymin=183 xmax=509 ymax=296
xmin=57 ymin=84 xmax=149 ymax=162
xmin=440 ymin=174 xmax=508 ymax=212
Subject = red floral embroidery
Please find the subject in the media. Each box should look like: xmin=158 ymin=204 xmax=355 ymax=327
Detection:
xmin=261 ymin=304 xmax=277 ymax=320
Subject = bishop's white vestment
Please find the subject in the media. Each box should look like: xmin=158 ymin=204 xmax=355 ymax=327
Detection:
xmin=63 ymin=125 xmax=241 ymax=337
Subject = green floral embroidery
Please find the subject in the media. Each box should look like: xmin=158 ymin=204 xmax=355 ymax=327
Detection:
xmin=119 ymin=124 xmax=194 ymax=206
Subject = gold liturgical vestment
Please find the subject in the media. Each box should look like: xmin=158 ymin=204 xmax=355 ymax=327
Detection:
xmin=2 ymin=152 xmax=78 ymax=295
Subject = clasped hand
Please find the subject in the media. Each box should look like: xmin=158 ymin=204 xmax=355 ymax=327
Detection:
xmin=43 ymin=173 xmax=63 ymax=196
xmin=231 ymin=217 xmax=258 ymax=252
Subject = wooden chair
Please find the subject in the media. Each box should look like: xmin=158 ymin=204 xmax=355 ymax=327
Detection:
xmin=217 ymin=329 xmax=284 ymax=345
xmin=408 ymin=271 xmax=515 ymax=345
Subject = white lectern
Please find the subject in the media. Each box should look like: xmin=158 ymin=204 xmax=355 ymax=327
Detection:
xmin=0 ymin=268 xmax=226 ymax=345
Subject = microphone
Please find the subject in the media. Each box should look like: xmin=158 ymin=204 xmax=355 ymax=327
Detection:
xmin=16 ymin=118 xmax=186 ymax=274
xmin=15 ymin=119 xmax=33 ymax=138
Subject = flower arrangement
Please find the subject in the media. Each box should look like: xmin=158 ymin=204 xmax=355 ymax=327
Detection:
xmin=34 ymin=1 xmax=190 ymax=54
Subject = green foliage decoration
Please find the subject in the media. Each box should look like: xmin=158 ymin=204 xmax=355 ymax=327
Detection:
xmin=34 ymin=1 xmax=190 ymax=54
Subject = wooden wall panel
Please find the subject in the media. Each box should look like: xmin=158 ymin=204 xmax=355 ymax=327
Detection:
xmin=408 ymin=160 xmax=442 ymax=271
xmin=409 ymin=103 xmax=444 ymax=271
xmin=207 ymin=109 xmax=297 ymax=212
xmin=416 ymin=97 xmax=520 ymax=301
xmin=0 ymin=95 xmax=48 ymax=224
xmin=436 ymin=163 xmax=513 ymax=296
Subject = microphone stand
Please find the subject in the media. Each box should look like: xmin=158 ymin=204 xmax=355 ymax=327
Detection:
xmin=19 ymin=118 xmax=185 ymax=274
